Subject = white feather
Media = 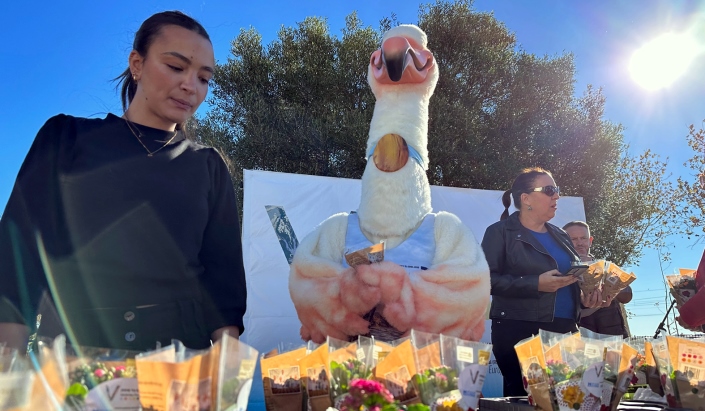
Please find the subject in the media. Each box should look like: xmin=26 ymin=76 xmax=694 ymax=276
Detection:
xmin=357 ymin=160 xmax=431 ymax=248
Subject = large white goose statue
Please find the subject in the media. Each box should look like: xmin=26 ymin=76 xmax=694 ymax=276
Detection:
xmin=289 ymin=24 xmax=490 ymax=343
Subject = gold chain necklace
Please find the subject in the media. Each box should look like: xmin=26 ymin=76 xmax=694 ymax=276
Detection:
xmin=123 ymin=115 xmax=178 ymax=157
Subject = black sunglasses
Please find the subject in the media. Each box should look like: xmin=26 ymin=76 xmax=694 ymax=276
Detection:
xmin=529 ymin=185 xmax=560 ymax=196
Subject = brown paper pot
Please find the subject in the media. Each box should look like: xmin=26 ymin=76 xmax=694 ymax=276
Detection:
xmin=309 ymin=394 xmax=332 ymax=411
xmin=268 ymin=391 xmax=303 ymax=411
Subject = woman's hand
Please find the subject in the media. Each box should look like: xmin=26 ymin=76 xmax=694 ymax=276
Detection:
xmin=538 ymin=269 xmax=578 ymax=292
xmin=211 ymin=326 xmax=240 ymax=342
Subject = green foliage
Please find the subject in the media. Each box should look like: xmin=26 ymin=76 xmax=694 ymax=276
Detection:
xmin=199 ymin=12 xmax=380 ymax=204
xmin=65 ymin=382 xmax=89 ymax=410
xmin=65 ymin=382 xmax=88 ymax=397
xmin=64 ymin=361 xmax=136 ymax=410
xmin=546 ymin=359 xmax=571 ymax=383
xmin=220 ymin=378 xmax=241 ymax=409
xmin=198 ymin=0 xmax=685 ymax=267
xmin=590 ymin=148 xmax=683 ymax=266
xmin=411 ymin=366 xmax=458 ymax=405
xmin=330 ymin=358 xmax=373 ymax=399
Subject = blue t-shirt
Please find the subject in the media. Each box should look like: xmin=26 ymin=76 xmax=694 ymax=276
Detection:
xmin=530 ymin=230 xmax=576 ymax=319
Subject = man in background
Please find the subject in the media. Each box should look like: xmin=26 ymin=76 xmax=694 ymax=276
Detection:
xmin=563 ymin=221 xmax=633 ymax=338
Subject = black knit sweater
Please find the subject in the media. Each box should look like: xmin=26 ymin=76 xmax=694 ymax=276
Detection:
xmin=0 ymin=113 xmax=246 ymax=350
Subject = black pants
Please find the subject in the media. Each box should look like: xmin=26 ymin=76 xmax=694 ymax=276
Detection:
xmin=491 ymin=318 xmax=577 ymax=397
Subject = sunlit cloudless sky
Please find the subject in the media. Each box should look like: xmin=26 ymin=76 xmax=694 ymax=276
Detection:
xmin=2 ymin=0 xmax=704 ymax=337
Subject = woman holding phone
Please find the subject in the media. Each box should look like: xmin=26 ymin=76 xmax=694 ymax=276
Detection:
xmin=481 ymin=167 xmax=602 ymax=396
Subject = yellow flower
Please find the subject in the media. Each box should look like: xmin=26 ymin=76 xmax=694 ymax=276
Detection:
xmin=436 ymin=401 xmax=464 ymax=411
xmin=562 ymin=385 xmax=585 ymax=408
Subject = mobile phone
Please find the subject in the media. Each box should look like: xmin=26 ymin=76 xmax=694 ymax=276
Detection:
xmin=561 ymin=265 xmax=588 ymax=277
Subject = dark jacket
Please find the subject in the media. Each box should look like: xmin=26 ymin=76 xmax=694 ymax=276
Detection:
xmin=578 ymin=299 xmax=629 ymax=338
xmin=481 ymin=211 xmax=582 ymax=322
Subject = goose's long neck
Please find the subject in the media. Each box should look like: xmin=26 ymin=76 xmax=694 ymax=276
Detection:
xmin=366 ymin=91 xmax=430 ymax=165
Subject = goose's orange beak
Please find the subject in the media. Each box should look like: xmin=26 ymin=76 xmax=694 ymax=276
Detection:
xmin=370 ymin=36 xmax=434 ymax=84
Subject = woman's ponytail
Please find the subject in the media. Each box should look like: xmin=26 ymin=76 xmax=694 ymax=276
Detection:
xmin=500 ymin=189 xmax=512 ymax=220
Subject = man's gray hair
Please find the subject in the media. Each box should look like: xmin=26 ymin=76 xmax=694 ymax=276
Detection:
xmin=563 ymin=220 xmax=590 ymax=231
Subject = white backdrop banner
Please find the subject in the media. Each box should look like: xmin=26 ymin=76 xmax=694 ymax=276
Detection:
xmin=241 ymin=169 xmax=586 ymax=407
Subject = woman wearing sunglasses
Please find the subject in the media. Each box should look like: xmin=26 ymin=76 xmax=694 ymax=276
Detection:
xmin=481 ymin=167 xmax=602 ymax=396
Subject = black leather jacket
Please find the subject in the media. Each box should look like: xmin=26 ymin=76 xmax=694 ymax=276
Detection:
xmin=481 ymin=211 xmax=582 ymax=322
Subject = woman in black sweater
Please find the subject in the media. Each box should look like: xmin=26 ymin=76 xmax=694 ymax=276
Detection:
xmin=0 ymin=11 xmax=246 ymax=351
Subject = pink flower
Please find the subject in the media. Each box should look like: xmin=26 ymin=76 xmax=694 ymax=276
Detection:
xmin=351 ymin=378 xmax=384 ymax=394
xmin=666 ymin=394 xmax=678 ymax=407
xmin=347 ymin=379 xmax=395 ymax=406
xmin=435 ymin=372 xmax=447 ymax=382
xmin=115 ymin=365 xmax=126 ymax=372
xmin=94 ymin=369 xmax=105 ymax=378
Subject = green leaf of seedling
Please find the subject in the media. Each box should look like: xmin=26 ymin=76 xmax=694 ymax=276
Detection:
xmin=66 ymin=382 xmax=89 ymax=398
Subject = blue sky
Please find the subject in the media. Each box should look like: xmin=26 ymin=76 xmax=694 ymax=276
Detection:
xmin=2 ymin=0 xmax=704 ymax=337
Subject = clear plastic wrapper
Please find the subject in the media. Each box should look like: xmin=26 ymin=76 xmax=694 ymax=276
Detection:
xmin=409 ymin=330 xmax=444 ymax=406
xmin=539 ymin=330 xmax=576 ymax=369
xmin=631 ymin=386 xmax=667 ymax=403
xmin=370 ymin=338 xmax=394 ymax=367
xmin=213 ymin=333 xmax=258 ymax=411
xmin=643 ymin=340 xmax=663 ymax=396
xmin=306 ymin=341 xmax=320 ymax=355
xmin=0 ymin=347 xmax=33 ymax=411
xmin=437 ymin=335 xmax=491 ymax=411
xmin=374 ymin=337 xmax=419 ymax=405
xmin=625 ymin=338 xmax=647 ymax=385
xmin=601 ymin=340 xmax=623 ymax=408
xmin=64 ymin=343 xmax=140 ymax=411
xmin=552 ymin=336 xmax=607 ymax=411
xmin=578 ymin=329 xmax=623 ymax=409
xmin=665 ymin=336 xmax=705 ymax=411
xmin=260 ymin=345 xmax=308 ymax=411
xmin=328 ymin=336 xmax=374 ymax=404
xmin=135 ymin=331 xmax=257 ymax=411
xmin=651 ymin=336 xmax=679 ymax=407
xmin=540 ymin=330 xmax=576 ymax=351
xmin=20 ymin=335 xmax=68 ymax=411
xmin=0 ymin=347 xmax=20 ymax=373
xmin=299 ymin=342 xmax=331 ymax=411
xmin=666 ymin=270 xmax=698 ymax=309
xmin=609 ymin=342 xmax=639 ymax=411
xmin=515 ymin=335 xmax=555 ymax=411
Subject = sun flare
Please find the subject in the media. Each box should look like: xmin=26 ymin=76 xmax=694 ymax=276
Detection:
xmin=629 ymin=33 xmax=700 ymax=90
